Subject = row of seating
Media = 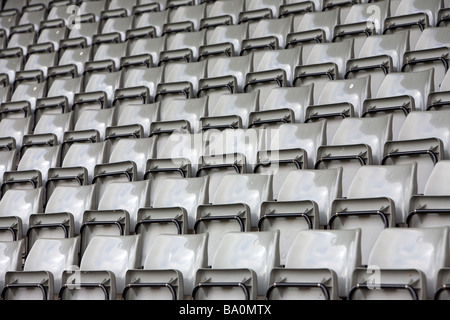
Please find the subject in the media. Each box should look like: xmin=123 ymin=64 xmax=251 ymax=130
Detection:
xmin=1 ymin=226 xmax=449 ymax=300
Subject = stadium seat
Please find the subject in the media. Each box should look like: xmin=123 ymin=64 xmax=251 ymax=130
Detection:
xmin=164 ymin=2 xmax=206 ymax=33
xmin=0 ymin=239 xmax=24 ymax=293
xmin=123 ymin=233 xmax=208 ymax=300
xmin=383 ymin=109 xmax=450 ymax=194
xmin=132 ymin=9 xmax=169 ymax=38
xmin=345 ymin=31 xmax=410 ymax=95
xmin=2 ymin=237 xmax=79 ymax=300
xmin=248 ymin=84 xmax=313 ymax=129
xmin=330 ymin=163 xmax=417 ymax=265
xmin=267 ymin=229 xmax=361 ymax=300
xmin=195 ymin=173 xmax=273 ymax=265
xmin=259 ymin=168 xmax=343 ymax=265
xmin=305 ymin=76 xmax=371 ymax=143
xmin=362 ymin=68 xmax=434 ymax=139
xmin=136 ymin=176 xmax=209 ymax=266
xmin=59 ymin=234 xmax=141 ymax=300
xmin=315 ymin=115 xmax=393 ymax=196
xmin=160 ymin=29 xmax=206 ymax=64
xmin=349 ymin=227 xmax=449 ymax=300
xmin=202 ymin=0 xmax=245 ymax=27
xmin=193 ymin=231 xmax=280 ymax=299
xmin=199 ymin=23 xmax=249 ymax=58
xmin=120 ymin=65 xmax=164 ymax=102
xmin=408 ymin=160 xmax=450 ymax=228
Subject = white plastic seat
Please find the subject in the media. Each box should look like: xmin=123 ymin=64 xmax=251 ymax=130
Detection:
xmin=294 ymin=40 xmax=354 ymax=102
xmin=123 ymin=233 xmax=208 ymax=300
xmin=193 ymin=231 xmax=280 ymax=299
xmin=306 ymin=76 xmax=371 ymax=142
xmin=330 ymin=164 xmax=418 ymax=265
xmin=350 ymin=227 xmax=449 ymax=300
xmin=2 ymin=237 xmax=79 ymax=300
xmin=0 ymin=240 xmax=24 ymax=292
xmin=136 ymin=176 xmax=208 ymax=266
xmin=60 ymin=235 xmax=141 ymax=300
xmin=362 ymin=68 xmax=434 ymax=139
xmin=316 ymin=115 xmax=393 ymax=197
xmin=80 ymin=181 xmax=150 ymax=254
xmin=268 ymin=229 xmax=361 ymax=300
xmin=195 ymin=173 xmax=273 ymax=265
xmin=259 ymin=168 xmax=343 ymax=265
xmin=384 ymin=0 xmax=443 ymax=50
xmin=164 ymin=3 xmax=206 ymax=33
xmin=408 ymin=161 xmax=450 ymax=228
xmin=402 ymin=27 xmax=450 ymax=91
xmin=248 ymin=84 xmax=313 ymax=129
xmin=383 ymin=109 xmax=450 ymax=194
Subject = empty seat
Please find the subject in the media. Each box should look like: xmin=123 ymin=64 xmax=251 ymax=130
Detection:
xmin=196 ymin=173 xmax=273 ymax=265
xmin=408 ymin=160 xmax=450 ymax=228
xmin=316 ymin=115 xmax=393 ymax=197
xmin=241 ymin=0 xmax=282 ymax=22
xmin=160 ymin=30 xmax=206 ymax=64
xmin=125 ymin=36 xmax=166 ymax=68
xmin=345 ymin=31 xmax=410 ymax=95
xmin=136 ymin=176 xmax=209 ymax=266
xmin=248 ymin=84 xmax=313 ymax=129
xmin=362 ymin=68 xmax=434 ymax=139
xmin=384 ymin=0 xmax=443 ymax=50
xmin=193 ymin=231 xmax=280 ymax=299
xmin=330 ymin=163 xmax=417 ymax=265
xmin=295 ymin=40 xmax=354 ymax=103
xmin=59 ymin=235 xmax=141 ymax=300
xmin=383 ymin=109 xmax=450 ymax=194
xmin=199 ymin=23 xmax=249 ymax=58
xmin=402 ymin=26 xmax=450 ymax=91
xmin=80 ymin=180 xmax=150 ymax=254
xmin=349 ymin=227 xmax=449 ymax=300
xmin=2 ymin=237 xmax=79 ymax=300
xmin=267 ymin=229 xmax=361 ymax=300
xmin=123 ymin=233 xmax=208 ymax=300
xmin=202 ymin=0 xmax=245 ymax=27
xmin=259 ymin=168 xmax=343 ymax=265
xmin=306 ymin=76 xmax=371 ymax=143
xmin=120 ymin=65 xmax=164 ymax=103
xmin=164 ymin=3 xmax=206 ymax=33
xmin=132 ymin=9 xmax=169 ymax=38
xmin=0 ymin=240 xmax=24 ymax=292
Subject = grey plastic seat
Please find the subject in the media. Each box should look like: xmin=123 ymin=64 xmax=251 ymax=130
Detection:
xmin=350 ymin=227 xmax=449 ymax=300
xmin=402 ymin=27 xmax=450 ymax=91
xmin=106 ymin=102 xmax=160 ymax=142
xmin=123 ymin=233 xmax=208 ymax=300
xmin=54 ymin=45 xmax=92 ymax=78
xmin=0 ymin=48 xmax=24 ymax=86
xmin=147 ymin=132 xmax=203 ymax=189
xmin=427 ymin=68 xmax=450 ymax=111
xmin=160 ymin=30 xmax=206 ymax=64
xmin=333 ymin=1 xmax=389 ymax=56
xmin=0 ymin=116 xmax=33 ymax=156
xmin=65 ymin=20 xmax=100 ymax=48
xmin=120 ymin=65 xmax=164 ymax=103
xmin=93 ymin=137 xmax=156 ymax=199
xmin=295 ymin=40 xmax=354 ymax=103
xmin=0 ymin=187 xmax=45 ymax=242
xmin=362 ymin=68 xmax=434 ymax=140
xmin=164 ymin=2 xmax=206 ymax=33
xmin=195 ymin=173 xmax=273 ymax=265
xmin=240 ymin=0 xmax=282 ymax=22
xmin=199 ymin=23 xmax=249 ymax=58
xmin=2 ymin=237 xmax=79 ymax=300
xmin=201 ymin=91 xmax=259 ymax=131
xmin=268 ymin=229 xmax=361 ymax=300
xmin=245 ymin=47 xmax=302 ymax=103
xmin=38 ymin=77 xmax=83 ymax=117
xmin=201 ymin=0 xmax=244 ymax=28
xmin=155 ymin=60 xmax=207 ymax=103
xmin=133 ymin=9 xmax=169 ymax=38
xmin=0 ymin=142 xmax=17 ymax=187
xmin=259 ymin=168 xmax=343 ymax=265
xmin=23 ymin=46 xmax=57 ymax=79
xmin=18 ymin=4 xmax=46 ymax=33
xmin=408 ymin=160 xmax=450 ymax=228
xmin=248 ymin=84 xmax=313 ymax=129
xmin=383 ymin=109 xmax=450 ymax=194
xmin=136 ymin=176 xmax=209 ymax=267
xmin=330 ymin=163 xmax=418 ymax=265
xmin=287 ymin=9 xmax=340 ymax=53
xmin=60 ymin=235 xmax=141 ymax=300
xmin=30 ymin=112 xmax=73 ymax=145
xmin=70 ymin=107 xmax=115 ymax=141
xmin=8 ymin=81 xmax=47 ymax=117
xmin=306 ymin=76 xmax=371 ymax=142
xmin=80 ymin=181 xmax=150 ymax=254
xmin=90 ymin=41 xmax=128 ymax=73
xmin=99 ymin=14 xmax=133 ymax=43
xmin=36 ymin=19 xmax=68 ymax=52
xmin=241 ymin=16 xmax=294 ymax=54
xmin=126 ymin=36 xmax=166 ymax=67
xmin=0 ymin=9 xmax=19 ymax=38
xmin=384 ymin=0 xmax=443 ymax=50
xmin=28 ymin=184 xmax=97 ymax=252
xmin=0 ymin=240 xmax=24 ymax=293
xmin=316 ymin=115 xmax=393 ymax=197
xmin=198 ymin=54 xmax=253 ymax=109
xmin=193 ymin=231 xmax=280 ymax=300
xmin=7 ymin=24 xmax=36 ymax=57
xmin=345 ymin=31 xmax=410 ymax=95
